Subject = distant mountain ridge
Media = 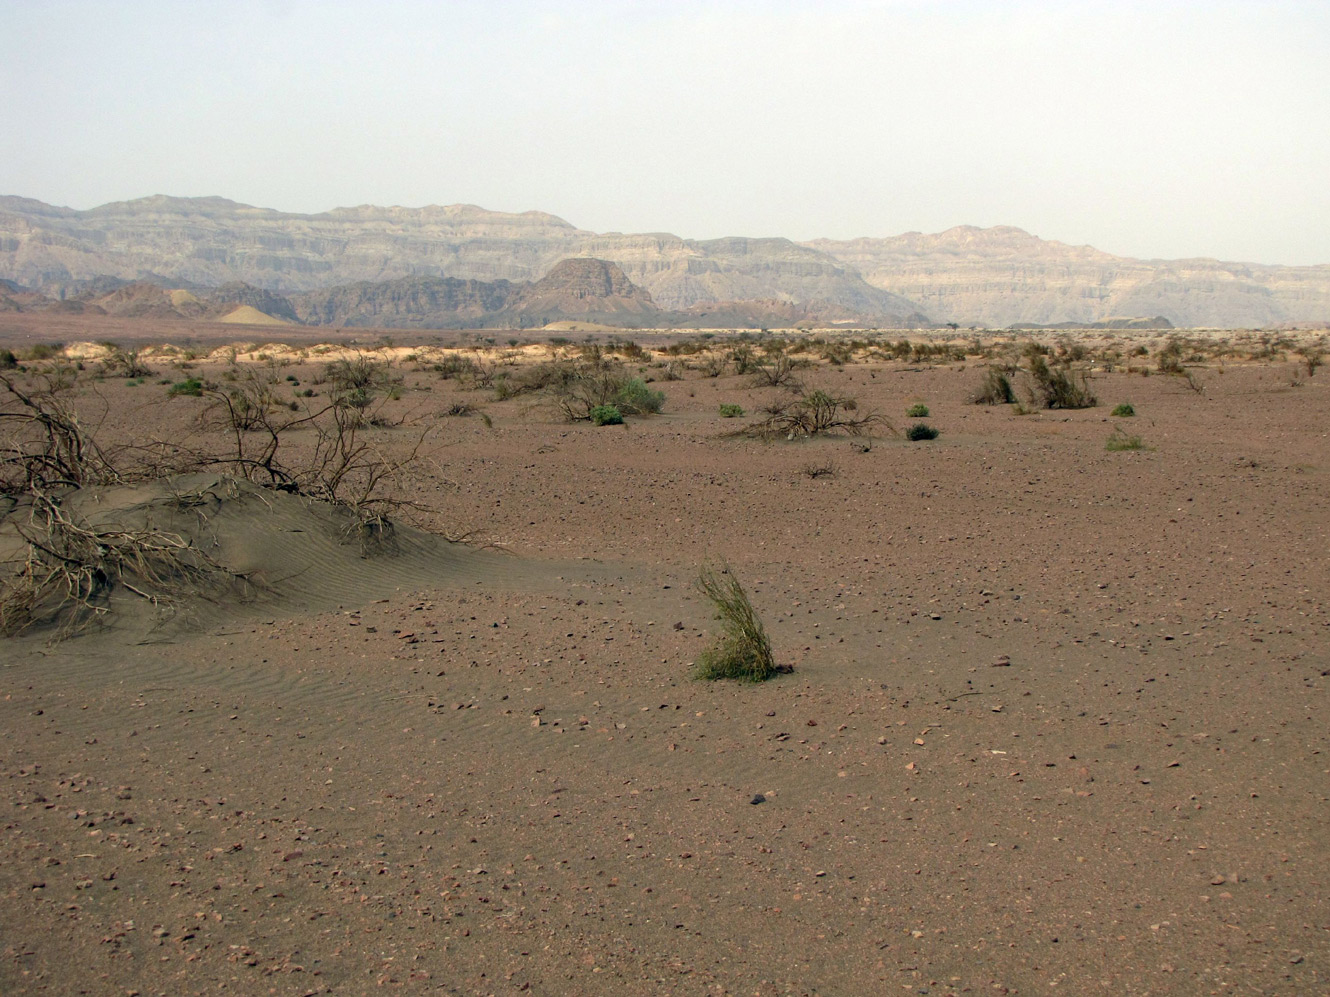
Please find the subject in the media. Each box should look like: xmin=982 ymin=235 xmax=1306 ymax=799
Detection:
xmin=1 ymin=195 xmax=1327 ymax=328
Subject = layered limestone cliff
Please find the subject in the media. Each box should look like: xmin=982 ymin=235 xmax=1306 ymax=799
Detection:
xmin=806 ymin=226 xmax=1330 ymax=328
xmin=0 ymin=196 xmax=924 ymax=323
xmin=2 ymin=197 xmax=1327 ymax=327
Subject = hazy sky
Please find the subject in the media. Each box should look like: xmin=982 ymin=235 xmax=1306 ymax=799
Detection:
xmin=4 ymin=0 xmax=1327 ymax=264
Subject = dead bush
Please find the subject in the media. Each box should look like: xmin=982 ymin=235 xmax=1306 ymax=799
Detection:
xmin=741 ymin=387 xmax=887 ymax=439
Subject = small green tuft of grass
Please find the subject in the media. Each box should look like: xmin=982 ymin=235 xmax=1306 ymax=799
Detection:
xmin=693 ymin=564 xmax=777 ymax=682
xmin=906 ymin=421 xmax=940 ymax=441
xmin=590 ymin=404 xmax=623 ymax=426
xmin=719 ymin=403 xmax=745 ymax=418
xmin=1106 ymin=427 xmax=1145 ymax=451
xmin=905 ymin=403 xmax=930 ymax=418
xmin=168 ymin=378 xmax=204 ymax=397
xmin=1110 ymin=402 xmax=1135 ymax=417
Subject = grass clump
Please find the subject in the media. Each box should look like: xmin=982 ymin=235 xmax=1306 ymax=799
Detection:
xmin=972 ymin=367 xmax=1015 ymax=405
xmin=693 ymin=564 xmax=777 ymax=682
xmin=1030 ymin=356 xmax=1096 ymax=409
xmin=590 ymin=404 xmax=623 ymax=426
xmin=168 ymin=378 xmax=204 ymax=398
xmin=906 ymin=421 xmax=940 ymax=441
xmin=905 ymin=403 xmax=930 ymax=418
xmin=719 ymin=403 xmax=745 ymax=418
xmin=1106 ymin=427 xmax=1146 ymax=451
xmin=1110 ymin=402 xmax=1135 ymax=417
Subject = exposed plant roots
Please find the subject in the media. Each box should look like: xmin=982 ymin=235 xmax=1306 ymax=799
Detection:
xmin=1 ymin=488 xmax=241 ymax=638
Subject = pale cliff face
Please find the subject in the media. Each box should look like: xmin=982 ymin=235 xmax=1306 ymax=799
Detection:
xmin=806 ymin=228 xmax=1330 ymax=327
xmin=1 ymin=197 xmax=1327 ymax=327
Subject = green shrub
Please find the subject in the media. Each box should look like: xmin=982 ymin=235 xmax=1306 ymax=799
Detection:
xmin=1106 ymin=427 xmax=1145 ymax=451
xmin=972 ymin=367 xmax=1015 ymax=405
xmin=0 ymin=348 xmax=17 ymax=370
xmin=906 ymin=421 xmax=940 ymax=441
xmin=1111 ymin=402 xmax=1135 ymax=417
xmin=693 ymin=564 xmax=777 ymax=682
xmin=168 ymin=378 xmax=204 ymax=397
xmin=905 ymin=402 xmax=930 ymax=417
xmin=615 ymin=377 xmax=664 ymax=415
xmin=590 ymin=404 xmax=623 ymax=426
xmin=719 ymin=403 xmax=745 ymax=418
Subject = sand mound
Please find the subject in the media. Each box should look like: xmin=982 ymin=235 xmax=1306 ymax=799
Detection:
xmin=218 ymin=304 xmax=290 ymax=325
xmin=169 ymin=289 xmax=202 ymax=309
xmin=2 ymin=473 xmax=545 ymax=643
xmin=541 ymin=319 xmax=624 ymax=333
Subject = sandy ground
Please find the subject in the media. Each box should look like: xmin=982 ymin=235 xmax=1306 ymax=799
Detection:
xmin=2 ymin=321 xmax=1328 ymax=995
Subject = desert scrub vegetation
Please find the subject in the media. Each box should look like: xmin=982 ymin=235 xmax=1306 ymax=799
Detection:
xmin=1106 ymin=426 xmax=1146 ymax=452
xmin=0 ymin=489 xmax=238 ymax=637
xmin=325 ymin=355 xmax=403 ymax=417
xmin=0 ymin=359 xmax=453 ymax=635
xmin=739 ymin=387 xmax=886 ymax=440
xmin=971 ymin=367 xmax=1016 ymax=405
xmin=1110 ymin=402 xmax=1136 ymax=417
xmin=905 ymin=421 xmax=940 ymax=441
xmin=168 ymin=377 xmax=204 ymax=398
xmin=748 ymin=353 xmax=806 ymax=388
xmin=693 ymin=564 xmax=779 ymax=682
xmin=718 ymin=403 xmax=744 ymax=418
xmin=1 ymin=370 xmax=121 ymax=492
xmin=590 ymin=404 xmax=623 ymax=426
xmin=554 ymin=362 xmax=664 ymax=422
xmin=99 ymin=345 xmax=155 ymax=380
xmin=0 ymin=371 xmax=238 ymax=635
xmin=1029 ymin=355 xmax=1097 ymax=409
xmin=905 ymin=402 xmax=930 ymax=418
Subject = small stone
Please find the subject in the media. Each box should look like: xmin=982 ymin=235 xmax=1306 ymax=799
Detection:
xmin=750 ymin=794 xmax=766 ymax=805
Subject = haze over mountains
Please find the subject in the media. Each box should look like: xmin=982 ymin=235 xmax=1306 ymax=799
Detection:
xmin=2 ymin=195 xmax=1327 ymax=329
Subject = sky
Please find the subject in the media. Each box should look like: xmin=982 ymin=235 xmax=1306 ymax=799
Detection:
xmin=3 ymin=0 xmax=1328 ymax=265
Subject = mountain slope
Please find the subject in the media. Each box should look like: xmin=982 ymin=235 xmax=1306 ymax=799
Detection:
xmin=1 ymin=196 xmax=1327 ymax=327
xmin=0 ymin=196 xmax=920 ymax=322
xmin=806 ymin=226 xmax=1330 ymax=327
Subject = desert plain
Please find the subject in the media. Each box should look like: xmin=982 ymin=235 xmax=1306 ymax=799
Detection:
xmin=1 ymin=314 xmax=1327 ymax=996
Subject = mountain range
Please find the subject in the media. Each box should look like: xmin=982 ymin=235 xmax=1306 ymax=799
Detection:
xmin=1 ymin=195 xmax=1327 ymax=329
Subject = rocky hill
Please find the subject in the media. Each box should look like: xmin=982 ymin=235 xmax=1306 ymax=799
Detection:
xmin=0 ymin=258 xmax=671 ymax=329
xmin=1 ymin=195 xmax=1327 ymax=327
xmin=807 ymin=226 xmax=1330 ymax=328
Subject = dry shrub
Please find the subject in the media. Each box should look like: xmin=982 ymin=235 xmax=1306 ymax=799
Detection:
xmin=749 ymin=354 xmax=805 ymax=388
xmin=1029 ymin=356 xmax=1096 ymax=409
xmin=693 ymin=564 xmax=778 ymax=682
xmin=1 ymin=490 xmax=236 ymax=637
xmin=741 ymin=387 xmax=887 ymax=439
xmin=1 ymin=370 xmax=120 ymax=493
xmin=971 ymin=367 xmax=1016 ymax=405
